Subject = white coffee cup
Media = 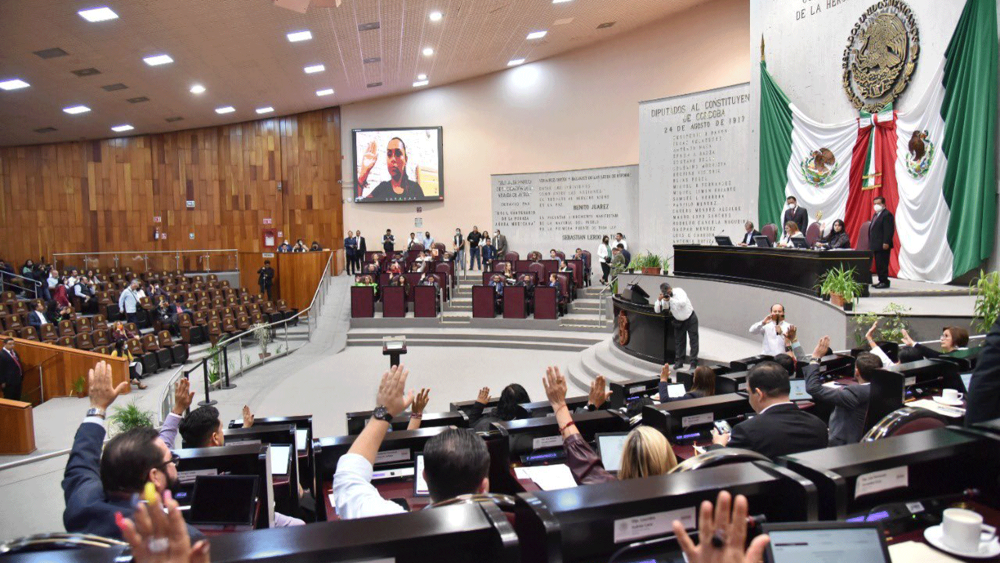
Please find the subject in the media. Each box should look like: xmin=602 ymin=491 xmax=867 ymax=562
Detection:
xmin=942 ymin=508 xmax=996 ymax=552
xmin=941 ymin=389 xmax=964 ymax=403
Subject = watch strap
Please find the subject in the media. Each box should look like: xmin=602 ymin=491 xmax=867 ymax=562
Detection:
xmin=86 ymin=407 xmax=106 ymax=419
xmin=371 ymin=406 xmax=392 ymax=422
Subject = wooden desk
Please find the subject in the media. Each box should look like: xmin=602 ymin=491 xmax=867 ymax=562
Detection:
xmin=9 ymin=338 xmax=129 ymax=406
xmin=0 ymin=398 xmax=35 ymax=454
xmin=238 ymin=250 xmax=332 ymax=311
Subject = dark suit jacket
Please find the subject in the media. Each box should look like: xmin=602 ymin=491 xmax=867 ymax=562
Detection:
xmin=868 ymin=209 xmax=895 ymax=250
xmin=63 ymin=422 xmax=205 ymax=541
xmin=741 ymin=230 xmax=761 ymax=245
xmin=967 ymin=318 xmax=1000 ymax=426
xmin=725 ymin=403 xmax=828 ymax=459
xmin=27 ymin=311 xmax=47 ymax=328
xmin=804 ymin=363 xmax=870 ymax=445
xmin=0 ymin=349 xmax=22 ymax=388
xmin=783 ymin=207 xmax=809 ymax=234
xmin=358 ymin=236 xmax=367 ymax=255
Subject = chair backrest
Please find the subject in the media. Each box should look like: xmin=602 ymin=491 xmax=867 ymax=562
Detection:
xmin=504 ymin=252 xmax=520 ymax=263
xmin=533 ymin=286 xmax=558 ymax=319
xmin=93 ymin=329 xmax=109 ymax=346
xmin=19 ymin=326 xmax=38 ymax=341
xmin=502 ymin=285 xmax=527 ymax=319
xmin=413 ymin=285 xmax=438 ymax=318
xmin=75 ymin=333 xmax=94 ymax=349
xmin=863 ymin=406 xmax=949 ymax=441
xmin=382 ymin=286 xmax=406 ymax=317
xmin=157 ymin=331 xmax=175 ymax=347
xmin=471 ymin=285 xmax=496 ymax=318
xmin=58 ymin=319 xmax=74 ymax=335
xmin=856 ymin=220 xmax=871 ymax=250
xmin=761 ymin=223 xmax=778 ymax=244
xmin=528 ymin=263 xmax=545 ymax=276
xmin=126 ymin=338 xmax=144 ymax=355
xmin=805 ymin=222 xmax=821 ymax=247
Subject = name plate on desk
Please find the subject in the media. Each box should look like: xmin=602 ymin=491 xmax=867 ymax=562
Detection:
xmin=681 ymin=412 xmax=714 ymax=427
xmin=854 ymin=465 xmax=908 ymax=499
xmin=629 ymin=385 xmax=647 ymax=394
xmin=375 ymin=448 xmax=411 ymax=464
xmin=614 ymin=506 xmax=696 ymax=543
xmin=532 ymin=435 xmax=564 ymax=451
xmin=904 ymin=376 xmax=917 ymax=387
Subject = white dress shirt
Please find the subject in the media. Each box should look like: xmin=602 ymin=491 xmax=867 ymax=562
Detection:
xmin=653 ymin=288 xmax=693 ymax=321
xmin=332 ymin=453 xmax=406 ymax=520
xmin=35 ymin=311 xmax=48 ymax=325
xmin=749 ymin=319 xmax=791 ymax=356
xmin=868 ymin=344 xmax=893 ymax=367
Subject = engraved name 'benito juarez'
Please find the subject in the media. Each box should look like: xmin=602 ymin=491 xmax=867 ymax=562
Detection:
xmin=842 ymin=0 xmax=919 ymax=113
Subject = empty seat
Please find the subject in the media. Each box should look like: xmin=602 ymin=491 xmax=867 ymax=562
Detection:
xmin=58 ymin=319 xmax=75 ymax=337
xmin=18 ymin=326 xmax=39 ymax=341
xmin=142 ymin=334 xmax=173 ymax=369
xmin=75 ymin=332 xmax=95 ymax=351
xmin=39 ymin=324 xmax=58 ymax=343
xmin=92 ymin=329 xmax=110 ymax=347
xmin=92 ymin=314 xmax=109 ymax=332
xmin=207 ymin=319 xmax=223 ymax=346
xmin=158 ymin=330 xmax=188 ymax=365
xmin=3 ymin=314 xmax=23 ymax=331
xmin=56 ymin=336 xmax=75 ymax=348
xmin=128 ymin=338 xmax=158 ymax=375
xmin=74 ymin=317 xmax=93 ymax=334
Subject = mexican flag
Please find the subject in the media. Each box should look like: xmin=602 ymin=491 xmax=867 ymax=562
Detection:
xmin=758 ymin=0 xmax=997 ymax=283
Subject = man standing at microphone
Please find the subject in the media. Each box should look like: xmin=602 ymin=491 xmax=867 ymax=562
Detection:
xmin=654 ymin=282 xmax=699 ymax=370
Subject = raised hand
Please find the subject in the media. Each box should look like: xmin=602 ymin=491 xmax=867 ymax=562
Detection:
xmin=542 ymin=366 xmax=568 ymax=410
xmin=660 ymin=363 xmax=671 ymax=382
xmin=784 ymin=324 xmax=797 ymax=345
xmin=865 ymin=321 xmax=878 ymax=345
xmin=89 ymin=360 xmax=129 ymax=411
xmin=242 ymin=405 xmax=255 ymax=429
xmin=376 ymin=364 xmax=414 ymax=417
xmin=171 ymin=378 xmax=194 ymax=416
xmin=589 ymin=375 xmax=612 ymax=409
xmin=901 ymin=328 xmax=916 ymax=347
xmin=673 ymin=491 xmax=769 ymax=563
xmin=476 ymin=387 xmax=491 ymax=405
xmin=812 ymin=336 xmax=831 ymax=360
xmin=412 ymin=388 xmax=430 ymax=415
xmin=116 ymin=489 xmax=210 ymax=563
xmin=359 ymin=140 xmax=378 ymax=183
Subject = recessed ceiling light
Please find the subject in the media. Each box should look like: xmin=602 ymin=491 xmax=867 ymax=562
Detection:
xmin=63 ymin=105 xmax=91 ymax=114
xmin=429 ymin=11 xmax=443 ymax=21
xmin=143 ymin=54 xmax=173 ymax=66
xmin=0 ymin=79 xmax=30 ymax=91
xmin=413 ymin=80 xmax=429 ymax=87
xmin=190 ymin=84 xmax=206 ymax=94
xmin=316 ymin=88 xmax=334 ymax=96
xmin=101 ymin=83 xmax=128 ymax=91
xmin=507 ymin=58 xmax=526 ymax=67
xmin=78 ymin=7 xmax=118 ymax=22
xmin=526 ymin=30 xmax=548 ymax=40
xmin=554 ymin=17 xmax=574 ymax=25
xmin=304 ymin=64 xmax=325 ymax=74
xmin=111 ymin=124 xmax=134 ymax=132
xmin=215 ymin=106 xmax=235 ymax=114
xmin=417 ymin=74 xmax=427 ymax=80
xmin=552 ymin=0 xmax=572 ymax=3
xmin=286 ymin=30 xmax=312 ymax=42
xmin=256 ymin=106 xmax=274 ymax=114
xmin=422 ymin=47 xmax=434 ymax=57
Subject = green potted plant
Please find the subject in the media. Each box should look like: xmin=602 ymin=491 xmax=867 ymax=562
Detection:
xmin=971 ymin=269 xmax=1000 ymax=333
xmin=71 ymin=375 xmax=87 ymax=398
xmin=108 ymin=400 xmax=155 ymax=435
xmin=206 ymin=344 xmax=221 ymax=384
xmin=853 ymin=302 xmax=911 ymax=347
xmin=817 ymin=266 xmax=864 ymax=310
xmin=252 ymin=323 xmax=272 ymax=359
xmin=640 ymin=253 xmax=664 ymax=275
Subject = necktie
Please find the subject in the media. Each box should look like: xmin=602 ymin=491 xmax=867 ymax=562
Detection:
xmin=9 ymin=350 xmax=21 ymax=373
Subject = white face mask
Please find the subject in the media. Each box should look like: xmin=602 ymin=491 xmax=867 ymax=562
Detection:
xmin=874 ymin=204 xmax=884 ymax=213
xmin=786 ymin=203 xmax=795 ymax=210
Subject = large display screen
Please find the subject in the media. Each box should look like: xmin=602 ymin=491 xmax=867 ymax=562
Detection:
xmin=352 ymin=127 xmax=443 ymax=203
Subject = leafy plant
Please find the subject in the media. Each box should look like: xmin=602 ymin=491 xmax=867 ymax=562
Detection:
xmin=816 ymin=266 xmax=864 ymax=304
xmin=274 ymin=344 xmax=284 ymax=356
xmin=627 ymin=252 xmax=666 ymax=272
xmin=853 ymin=302 xmax=911 ymax=347
xmin=207 ymin=345 xmax=221 ymax=384
xmin=252 ymin=323 xmax=272 ymax=356
xmin=971 ymin=270 xmax=1000 ymax=333
xmin=71 ymin=376 xmax=86 ymax=397
xmin=108 ymin=400 xmax=155 ymax=435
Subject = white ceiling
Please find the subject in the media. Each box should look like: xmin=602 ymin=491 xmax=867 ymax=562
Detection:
xmin=0 ymin=0 xmax=711 ymax=147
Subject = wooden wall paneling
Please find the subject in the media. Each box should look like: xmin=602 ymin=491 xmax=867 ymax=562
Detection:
xmin=0 ymin=399 xmax=35 ymax=455
xmin=277 ymin=250 xmax=329 ymax=311
xmin=9 ymin=338 xmax=129 ymax=405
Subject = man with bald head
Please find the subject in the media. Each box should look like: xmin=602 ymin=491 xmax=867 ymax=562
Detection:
xmin=358 ymin=136 xmax=425 ymax=200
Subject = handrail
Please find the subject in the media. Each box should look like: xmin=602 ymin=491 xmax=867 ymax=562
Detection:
xmin=0 ymin=270 xmax=43 ymax=299
xmin=597 ymin=275 xmax=620 ymax=327
xmin=0 ymin=270 xmax=43 ymax=286
xmin=53 ymin=249 xmax=239 ymax=257
xmin=53 ymin=249 xmax=239 ymax=273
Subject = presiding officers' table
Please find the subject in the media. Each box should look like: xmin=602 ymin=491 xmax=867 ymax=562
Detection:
xmin=673 ymin=244 xmax=873 ymax=295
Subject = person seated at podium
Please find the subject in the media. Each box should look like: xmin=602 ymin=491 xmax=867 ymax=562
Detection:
xmin=468 ymin=383 xmax=530 ymax=432
xmin=501 ymin=262 xmax=514 ymax=280
xmin=558 ymin=260 xmax=571 ymax=273
xmin=277 ymin=239 xmax=292 ymax=253
xmin=777 ymin=221 xmax=805 ymax=248
xmin=901 ymin=327 xmax=969 ymax=359
xmin=488 ymin=274 xmax=505 ymax=314
xmin=334 ymin=365 xmax=489 ymax=519
xmin=709 ymin=361 xmax=828 ymax=458
xmin=814 ymin=219 xmax=850 ymax=250
xmin=543 ymin=368 xmax=677 ymax=484
xmin=805 ymin=336 xmax=881 ymax=445
xmin=62 ymin=361 xmax=204 ymax=542
xmin=739 ymin=221 xmax=761 ymax=246
xmin=389 ymin=274 xmax=409 ymax=297
xmin=658 ymin=364 xmax=714 ymax=403
xmin=418 ymin=273 xmax=441 ymax=311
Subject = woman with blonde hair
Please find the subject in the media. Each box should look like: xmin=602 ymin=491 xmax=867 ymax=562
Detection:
xmin=542 ymin=367 xmax=677 ymax=484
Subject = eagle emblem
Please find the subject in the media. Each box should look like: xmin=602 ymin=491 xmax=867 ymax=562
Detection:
xmin=800 ymin=148 xmax=840 ymax=188
xmin=905 ymin=130 xmax=934 ymax=179
xmin=618 ymin=311 xmax=630 ymax=346
xmin=842 ymin=0 xmax=919 ymax=112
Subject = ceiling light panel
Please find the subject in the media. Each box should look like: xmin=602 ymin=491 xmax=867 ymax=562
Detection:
xmin=215 ymin=106 xmax=235 ymax=114
xmin=286 ymin=30 xmax=312 ymax=42
xmin=526 ymin=31 xmax=548 ymax=40
xmin=255 ymin=107 xmax=274 ymax=114
xmin=316 ymin=88 xmax=333 ymax=96
xmin=190 ymin=84 xmax=206 ymax=94
xmin=78 ymin=7 xmax=118 ymax=22
xmin=0 ymin=79 xmax=30 ymax=91
xmin=413 ymin=80 xmax=429 ymax=87
xmin=63 ymin=105 xmax=91 ymax=114
xmin=111 ymin=124 xmax=133 ymax=132
xmin=423 ymin=47 xmax=434 ymax=56
xmin=143 ymin=54 xmax=173 ymax=66
xmin=429 ymin=11 xmax=443 ymax=21
xmin=507 ymin=58 xmax=526 ymax=66
xmin=304 ymin=64 xmax=325 ymax=73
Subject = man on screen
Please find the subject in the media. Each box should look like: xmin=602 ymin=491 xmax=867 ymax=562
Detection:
xmin=358 ymin=137 xmax=425 ymax=200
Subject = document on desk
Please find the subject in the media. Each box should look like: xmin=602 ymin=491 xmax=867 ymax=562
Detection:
xmin=888 ymin=541 xmax=961 ymax=562
xmin=521 ymin=464 xmax=578 ymax=491
xmin=907 ymin=399 xmax=965 ymax=418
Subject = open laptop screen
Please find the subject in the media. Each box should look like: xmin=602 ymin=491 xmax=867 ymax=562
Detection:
xmin=596 ymin=433 xmax=628 ymax=473
xmin=788 ymin=379 xmax=812 ymax=402
xmin=764 ymin=523 xmax=889 ymax=563
xmin=188 ymin=475 xmax=258 ymax=526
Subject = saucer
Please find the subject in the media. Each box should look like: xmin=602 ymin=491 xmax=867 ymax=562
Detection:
xmin=924 ymin=525 xmax=1000 ymax=559
xmin=933 ymin=395 xmax=964 ymax=406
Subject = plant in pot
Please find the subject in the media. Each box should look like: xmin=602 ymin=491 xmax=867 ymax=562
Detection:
xmin=252 ymin=323 xmax=272 ymax=359
xmin=852 ymin=302 xmax=911 ymax=347
xmin=817 ymin=266 xmax=863 ymax=310
xmin=638 ymin=252 xmax=665 ymax=275
xmin=108 ymin=400 xmax=154 ymax=436
xmin=971 ymin=269 xmax=1000 ymax=333
xmin=71 ymin=375 xmax=87 ymax=398
xmin=207 ymin=345 xmax=221 ymax=384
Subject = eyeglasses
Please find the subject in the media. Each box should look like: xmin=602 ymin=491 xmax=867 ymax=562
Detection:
xmin=158 ymin=451 xmax=180 ymax=470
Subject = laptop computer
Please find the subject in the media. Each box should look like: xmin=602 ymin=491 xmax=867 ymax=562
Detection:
xmin=753 ymin=235 xmax=772 ymax=248
xmin=788 ymin=379 xmax=812 ymax=402
xmin=595 ymin=432 xmax=629 ymax=474
xmin=715 ymin=235 xmax=734 ymax=246
xmin=763 ymin=522 xmax=890 ymax=563
xmin=188 ymin=475 xmax=259 ymax=528
xmin=791 ymin=238 xmax=810 ymax=249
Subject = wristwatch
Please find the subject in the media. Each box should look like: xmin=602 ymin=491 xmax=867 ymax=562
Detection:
xmin=371 ymin=405 xmax=392 ymax=423
xmin=584 ymin=403 xmax=597 ymax=412
xmin=86 ymin=407 xmax=106 ymax=419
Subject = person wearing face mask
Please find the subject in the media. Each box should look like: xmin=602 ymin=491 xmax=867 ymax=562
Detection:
xmin=453 ymin=228 xmax=466 ymax=272
xmin=749 ymin=304 xmax=791 ymax=356
xmin=708 ymin=361 xmax=828 ymax=458
xmin=493 ymin=229 xmax=508 ymax=259
xmin=782 ymin=196 xmax=809 ymax=235
xmin=868 ymin=196 xmax=895 ymax=288
xmin=815 ymin=219 xmax=851 ymax=250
